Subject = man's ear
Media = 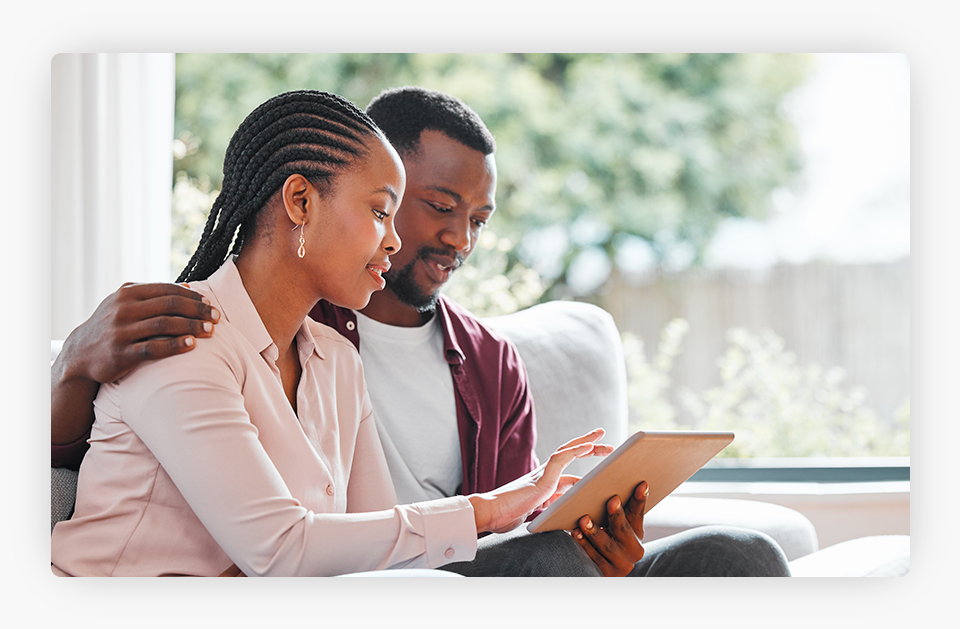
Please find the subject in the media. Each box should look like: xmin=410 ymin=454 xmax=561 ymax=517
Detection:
xmin=281 ymin=174 xmax=313 ymax=225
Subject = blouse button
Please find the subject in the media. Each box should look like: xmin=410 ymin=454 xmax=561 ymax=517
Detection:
xmin=326 ymin=484 xmax=335 ymax=496
xmin=444 ymin=548 xmax=455 ymax=559
xmin=345 ymin=321 xmax=356 ymax=331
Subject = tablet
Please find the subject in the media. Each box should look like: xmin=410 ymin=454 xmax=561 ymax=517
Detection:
xmin=527 ymin=430 xmax=734 ymax=533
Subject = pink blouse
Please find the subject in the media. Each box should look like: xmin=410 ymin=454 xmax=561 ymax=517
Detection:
xmin=51 ymin=258 xmax=477 ymax=576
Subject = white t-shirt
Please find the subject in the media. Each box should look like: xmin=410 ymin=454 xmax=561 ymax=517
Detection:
xmin=354 ymin=311 xmax=463 ymax=504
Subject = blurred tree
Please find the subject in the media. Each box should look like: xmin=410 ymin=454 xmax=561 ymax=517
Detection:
xmin=173 ymin=53 xmax=811 ymax=298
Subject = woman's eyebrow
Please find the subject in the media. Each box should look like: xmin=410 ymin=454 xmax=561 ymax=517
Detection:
xmin=372 ymin=185 xmax=399 ymax=204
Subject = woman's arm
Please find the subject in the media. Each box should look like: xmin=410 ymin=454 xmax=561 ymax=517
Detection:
xmin=118 ymin=340 xmax=478 ymax=577
xmin=107 ymin=326 xmax=608 ymax=576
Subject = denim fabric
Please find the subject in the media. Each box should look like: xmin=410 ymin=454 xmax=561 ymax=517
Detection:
xmin=439 ymin=524 xmax=790 ymax=577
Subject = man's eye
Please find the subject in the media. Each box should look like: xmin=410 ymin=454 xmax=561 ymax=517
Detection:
xmin=472 ymin=218 xmax=487 ymax=228
xmin=430 ymin=202 xmax=452 ymax=213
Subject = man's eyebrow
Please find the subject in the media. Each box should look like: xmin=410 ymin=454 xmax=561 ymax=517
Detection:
xmin=427 ymin=185 xmax=496 ymax=212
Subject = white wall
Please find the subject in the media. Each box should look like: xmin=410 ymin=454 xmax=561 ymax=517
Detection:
xmin=51 ymin=53 xmax=175 ymax=340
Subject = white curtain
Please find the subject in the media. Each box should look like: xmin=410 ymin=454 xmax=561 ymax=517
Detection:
xmin=51 ymin=53 xmax=175 ymax=341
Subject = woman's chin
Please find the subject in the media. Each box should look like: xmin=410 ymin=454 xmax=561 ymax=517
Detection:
xmin=329 ymin=290 xmax=376 ymax=312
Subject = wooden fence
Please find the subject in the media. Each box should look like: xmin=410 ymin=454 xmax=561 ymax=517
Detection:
xmin=598 ymin=259 xmax=910 ymax=425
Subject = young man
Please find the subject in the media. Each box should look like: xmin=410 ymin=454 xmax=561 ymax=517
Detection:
xmin=51 ymin=87 xmax=789 ymax=577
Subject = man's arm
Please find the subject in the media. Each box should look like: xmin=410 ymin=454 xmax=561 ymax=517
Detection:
xmin=51 ymin=283 xmax=220 ymax=462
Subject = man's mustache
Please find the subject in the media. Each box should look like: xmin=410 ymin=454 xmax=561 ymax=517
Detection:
xmin=413 ymin=246 xmax=465 ymax=271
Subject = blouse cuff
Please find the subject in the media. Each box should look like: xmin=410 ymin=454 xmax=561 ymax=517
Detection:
xmin=418 ymin=495 xmax=477 ymax=567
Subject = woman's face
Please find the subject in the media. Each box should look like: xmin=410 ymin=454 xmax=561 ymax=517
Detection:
xmin=305 ymin=136 xmax=406 ymax=310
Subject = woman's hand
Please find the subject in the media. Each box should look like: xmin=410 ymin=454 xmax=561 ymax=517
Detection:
xmin=467 ymin=428 xmax=613 ymax=535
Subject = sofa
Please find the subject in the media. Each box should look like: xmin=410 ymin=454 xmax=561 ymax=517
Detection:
xmin=50 ymin=299 xmax=909 ymax=576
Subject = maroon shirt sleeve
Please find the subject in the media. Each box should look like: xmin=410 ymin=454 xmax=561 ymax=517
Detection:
xmin=493 ymin=338 xmax=538 ymax=488
xmin=440 ymin=297 xmax=538 ymax=496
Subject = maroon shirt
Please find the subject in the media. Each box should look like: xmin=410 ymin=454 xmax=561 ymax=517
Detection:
xmin=54 ymin=296 xmax=539 ymax=497
xmin=310 ymin=295 xmax=539 ymax=495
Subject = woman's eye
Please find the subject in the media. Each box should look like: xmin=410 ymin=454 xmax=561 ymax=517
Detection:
xmin=372 ymin=209 xmax=388 ymax=220
xmin=472 ymin=218 xmax=487 ymax=228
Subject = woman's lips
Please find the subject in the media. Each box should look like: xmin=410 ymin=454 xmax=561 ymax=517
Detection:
xmin=366 ymin=262 xmax=390 ymax=289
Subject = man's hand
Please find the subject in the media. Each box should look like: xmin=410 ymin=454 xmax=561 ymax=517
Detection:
xmin=52 ymin=283 xmax=220 ymax=445
xmin=59 ymin=282 xmax=220 ymax=384
xmin=571 ymin=481 xmax=648 ymax=577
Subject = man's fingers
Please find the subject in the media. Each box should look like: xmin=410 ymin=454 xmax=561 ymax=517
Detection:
xmin=130 ymin=294 xmax=220 ymax=325
xmin=572 ymin=525 xmax=612 ymax=575
xmin=606 ymin=495 xmax=644 ymax=559
xmin=624 ymin=481 xmax=649 ymax=539
xmin=574 ymin=513 xmax=636 ymax=577
xmin=126 ymin=315 xmax=216 ymax=344
xmin=128 ymin=336 xmax=199 ymax=365
xmin=118 ymin=282 xmax=204 ymax=302
xmin=116 ymin=283 xmax=219 ymax=324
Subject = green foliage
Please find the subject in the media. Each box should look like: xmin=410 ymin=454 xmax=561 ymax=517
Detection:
xmin=622 ymin=320 xmax=689 ymax=430
xmin=624 ymin=322 xmax=910 ymax=458
xmin=170 ymin=172 xmax=218 ymax=280
xmin=173 ymin=53 xmax=812 ymax=295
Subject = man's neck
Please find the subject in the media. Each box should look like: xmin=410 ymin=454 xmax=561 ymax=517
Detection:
xmin=359 ymin=287 xmax=435 ymax=328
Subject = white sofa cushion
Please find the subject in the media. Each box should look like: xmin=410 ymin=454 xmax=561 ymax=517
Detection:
xmin=483 ymin=300 xmax=628 ymax=477
xmin=788 ymin=535 xmax=910 ymax=576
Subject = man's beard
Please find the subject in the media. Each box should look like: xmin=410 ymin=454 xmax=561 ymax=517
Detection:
xmin=385 ymin=246 xmax=464 ymax=313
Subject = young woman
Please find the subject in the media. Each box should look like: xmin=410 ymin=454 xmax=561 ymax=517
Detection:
xmin=50 ymin=90 xmax=608 ymax=577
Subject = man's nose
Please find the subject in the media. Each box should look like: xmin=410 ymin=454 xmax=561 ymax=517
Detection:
xmin=439 ymin=215 xmax=472 ymax=253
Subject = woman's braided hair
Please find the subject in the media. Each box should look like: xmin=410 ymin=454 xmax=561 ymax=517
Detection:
xmin=177 ymin=90 xmax=381 ymax=282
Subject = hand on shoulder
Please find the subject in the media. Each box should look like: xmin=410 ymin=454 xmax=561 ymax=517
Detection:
xmin=57 ymin=282 xmax=220 ymax=385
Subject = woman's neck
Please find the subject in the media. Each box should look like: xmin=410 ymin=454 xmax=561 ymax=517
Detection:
xmin=234 ymin=245 xmax=314 ymax=354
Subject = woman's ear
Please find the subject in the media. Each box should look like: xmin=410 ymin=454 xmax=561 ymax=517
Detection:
xmin=281 ymin=174 xmax=313 ymax=226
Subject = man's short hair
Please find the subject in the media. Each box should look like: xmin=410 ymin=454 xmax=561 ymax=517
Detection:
xmin=366 ymin=86 xmax=496 ymax=158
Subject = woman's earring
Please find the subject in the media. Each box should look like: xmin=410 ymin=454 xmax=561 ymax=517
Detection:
xmin=293 ymin=222 xmax=306 ymax=258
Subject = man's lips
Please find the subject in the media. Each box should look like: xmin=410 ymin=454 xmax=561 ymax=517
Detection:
xmin=421 ymin=253 xmax=462 ymax=284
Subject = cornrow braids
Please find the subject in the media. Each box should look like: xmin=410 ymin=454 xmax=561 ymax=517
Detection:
xmin=178 ymin=90 xmax=381 ymax=283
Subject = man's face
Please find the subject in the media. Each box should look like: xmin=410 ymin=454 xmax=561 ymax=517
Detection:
xmin=382 ymin=129 xmax=497 ymax=312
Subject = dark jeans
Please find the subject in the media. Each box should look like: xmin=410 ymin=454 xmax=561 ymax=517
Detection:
xmin=439 ymin=524 xmax=791 ymax=577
